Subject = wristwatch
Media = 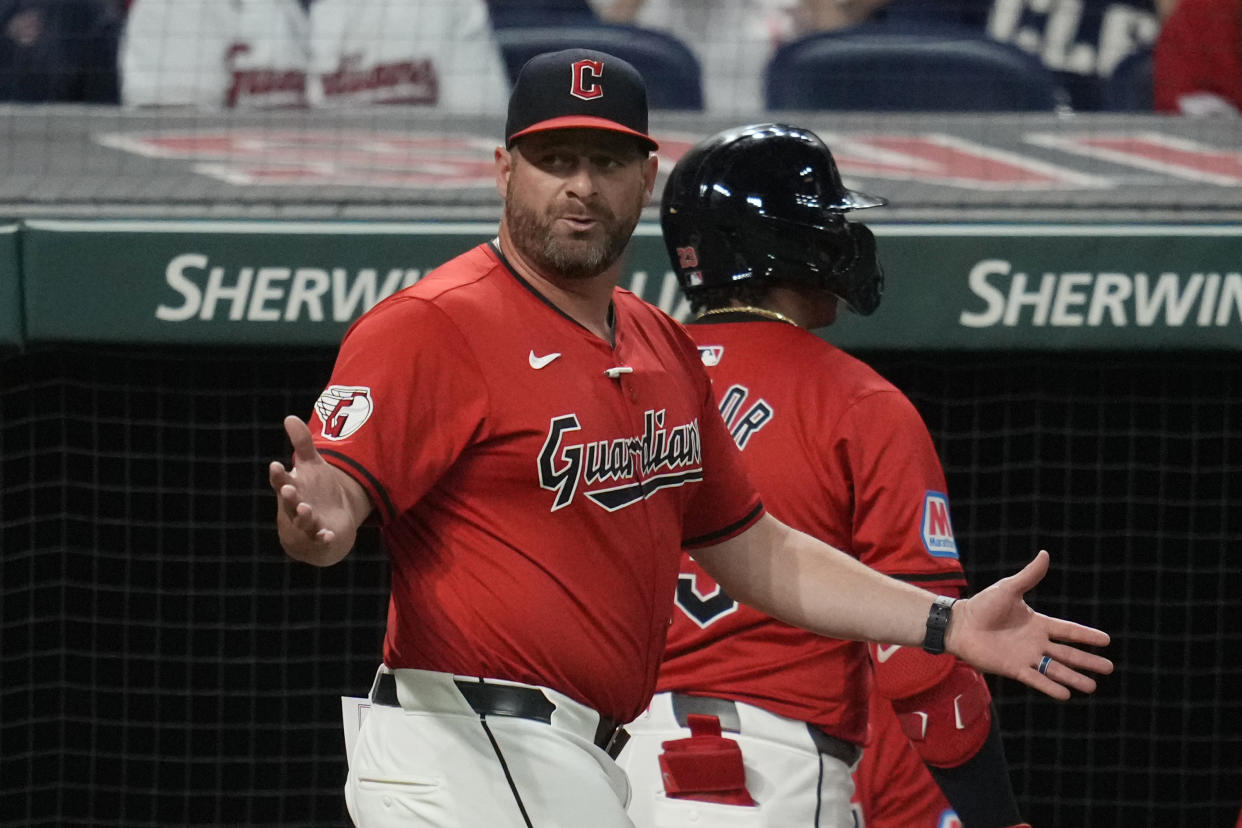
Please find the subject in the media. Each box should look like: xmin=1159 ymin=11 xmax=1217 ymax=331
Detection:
xmin=922 ymin=595 xmax=957 ymax=655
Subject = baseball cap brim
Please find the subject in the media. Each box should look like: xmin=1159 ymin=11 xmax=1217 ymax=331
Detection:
xmin=507 ymin=115 xmax=659 ymax=151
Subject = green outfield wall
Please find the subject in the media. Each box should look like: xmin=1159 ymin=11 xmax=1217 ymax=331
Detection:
xmin=13 ymin=220 xmax=1242 ymax=349
xmin=0 ymin=225 xmax=21 ymax=349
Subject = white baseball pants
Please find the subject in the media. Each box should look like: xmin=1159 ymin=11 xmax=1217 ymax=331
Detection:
xmin=345 ymin=667 xmax=632 ymax=828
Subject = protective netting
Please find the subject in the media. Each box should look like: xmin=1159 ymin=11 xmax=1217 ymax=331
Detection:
xmin=2 ymin=345 xmax=1238 ymax=826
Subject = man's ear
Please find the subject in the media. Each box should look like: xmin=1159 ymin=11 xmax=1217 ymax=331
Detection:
xmin=642 ymin=154 xmax=658 ymax=203
xmin=495 ymin=146 xmax=513 ymax=200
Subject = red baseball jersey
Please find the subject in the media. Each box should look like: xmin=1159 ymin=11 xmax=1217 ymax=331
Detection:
xmin=851 ymin=690 xmax=958 ymax=828
xmin=1153 ymin=0 xmax=1242 ymax=113
xmin=310 ymin=242 xmax=763 ymax=722
xmin=656 ymin=316 xmax=967 ymax=744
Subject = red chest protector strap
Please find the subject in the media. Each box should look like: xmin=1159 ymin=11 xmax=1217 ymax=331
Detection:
xmin=658 ymin=713 xmax=757 ymax=806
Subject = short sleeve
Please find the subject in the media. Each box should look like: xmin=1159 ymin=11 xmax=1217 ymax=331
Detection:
xmin=310 ymin=296 xmax=489 ymax=523
xmin=680 ymin=346 xmax=764 ymax=548
xmin=839 ymin=388 xmax=966 ymax=582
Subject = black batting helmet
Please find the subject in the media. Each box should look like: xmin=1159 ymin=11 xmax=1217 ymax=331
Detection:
xmin=662 ymin=123 xmax=886 ymax=315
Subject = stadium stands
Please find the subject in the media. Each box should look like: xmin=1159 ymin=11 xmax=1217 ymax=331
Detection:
xmin=1100 ymin=45 xmax=1155 ymax=112
xmin=493 ymin=22 xmax=702 ymax=109
xmin=765 ymin=21 xmax=1069 ymax=112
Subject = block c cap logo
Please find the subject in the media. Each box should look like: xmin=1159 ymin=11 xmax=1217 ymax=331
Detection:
xmin=571 ymin=59 xmax=604 ymax=100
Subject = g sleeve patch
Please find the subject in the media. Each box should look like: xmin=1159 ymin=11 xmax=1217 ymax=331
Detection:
xmin=314 ymin=385 xmax=374 ymax=440
xmin=921 ymin=491 xmax=959 ymax=558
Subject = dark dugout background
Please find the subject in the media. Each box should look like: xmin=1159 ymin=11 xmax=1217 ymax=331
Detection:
xmin=2 ymin=346 xmax=1240 ymax=827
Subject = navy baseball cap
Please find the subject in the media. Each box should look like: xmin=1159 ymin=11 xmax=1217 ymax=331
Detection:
xmin=505 ymin=48 xmax=659 ymax=152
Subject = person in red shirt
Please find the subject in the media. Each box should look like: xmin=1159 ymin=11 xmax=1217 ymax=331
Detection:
xmin=1153 ymin=0 xmax=1242 ymax=115
xmin=615 ymin=123 xmax=1032 ymax=828
xmin=269 ymin=51 xmax=1112 ymax=828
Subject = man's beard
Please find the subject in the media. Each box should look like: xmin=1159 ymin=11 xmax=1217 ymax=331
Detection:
xmin=505 ymin=188 xmax=642 ymax=281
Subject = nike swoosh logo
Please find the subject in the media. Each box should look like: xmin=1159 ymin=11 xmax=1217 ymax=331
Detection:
xmin=528 ymin=351 xmax=562 ymax=369
xmin=876 ymin=644 xmax=901 ymax=663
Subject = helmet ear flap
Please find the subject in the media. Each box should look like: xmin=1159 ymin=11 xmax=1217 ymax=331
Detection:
xmin=820 ymin=222 xmax=884 ymax=316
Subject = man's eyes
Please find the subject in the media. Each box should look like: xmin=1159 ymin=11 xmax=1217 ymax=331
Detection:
xmin=540 ymin=153 xmax=625 ymax=170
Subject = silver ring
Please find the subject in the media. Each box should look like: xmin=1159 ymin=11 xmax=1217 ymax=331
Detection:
xmin=1038 ymin=655 xmax=1053 ymax=675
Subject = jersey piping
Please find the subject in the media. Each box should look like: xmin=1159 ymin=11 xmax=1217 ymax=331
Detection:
xmin=683 ymin=500 xmax=765 ymax=548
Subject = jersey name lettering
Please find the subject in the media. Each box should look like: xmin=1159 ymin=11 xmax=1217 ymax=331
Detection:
xmin=718 ymin=384 xmax=775 ymax=450
xmin=225 ymin=43 xmax=306 ymax=108
xmin=538 ymin=409 xmax=703 ymax=512
xmin=987 ymin=0 xmax=1158 ymax=77
xmin=320 ymin=55 xmax=439 ymax=103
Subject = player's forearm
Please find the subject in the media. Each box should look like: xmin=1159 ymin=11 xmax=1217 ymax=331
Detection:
xmin=695 ymin=513 xmax=936 ymax=647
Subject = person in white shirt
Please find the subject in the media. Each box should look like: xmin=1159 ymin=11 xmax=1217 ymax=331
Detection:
xmin=121 ymin=0 xmax=508 ymax=111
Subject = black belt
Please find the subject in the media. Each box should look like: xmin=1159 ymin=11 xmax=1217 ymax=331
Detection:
xmin=670 ymin=692 xmax=861 ymax=767
xmin=373 ymin=673 xmax=627 ymax=756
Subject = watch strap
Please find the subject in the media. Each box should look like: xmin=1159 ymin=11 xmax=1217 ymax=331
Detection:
xmin=922 ymin=595 xmax=957 ymax=655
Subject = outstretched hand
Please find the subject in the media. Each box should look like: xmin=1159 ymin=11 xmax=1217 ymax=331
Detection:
xmin=947 ymin=550 xmax=1113 ymax=700
xmin=268 ymin=415 xmax=367 ymax=566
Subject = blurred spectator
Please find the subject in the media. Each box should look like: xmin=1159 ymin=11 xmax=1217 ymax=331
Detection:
xmin=121 ymin=0 xmax=508 ymax=111
xmin=485 ymin=0 xmax=599 ymax=28
xmin=1 ymin=0 xmax=122 ymax=102
xmin=1153 ymin=0 xmax=1242 ymax=115
xmin=588 ymin=0 xmax=846 ymax=113
xmin=121 ymin=0 xmax=310 ymax=107
xmin=593 ymin=0 xmax=1162 ymax=113
xmin=945 ymin=0 xmax=1170 ymax=111
xmin=596 ymin=0 xmax=1173 ymax=113
xmin=792 ymin=0 xmax=906 ymax=31
xmin=808 ymin=0 xmax=1175 ymax=111
xmin=305 ymin=0 xmax=508 ymax=109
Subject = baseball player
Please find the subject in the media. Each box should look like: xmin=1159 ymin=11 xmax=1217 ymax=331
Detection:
xmin=614 ymin=123 xmax=1031 ymax=828
xmin=269 ymin=51 xmax=1112 ymax=827
xmin=121 ymin=0 xmax=507 ymax=110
